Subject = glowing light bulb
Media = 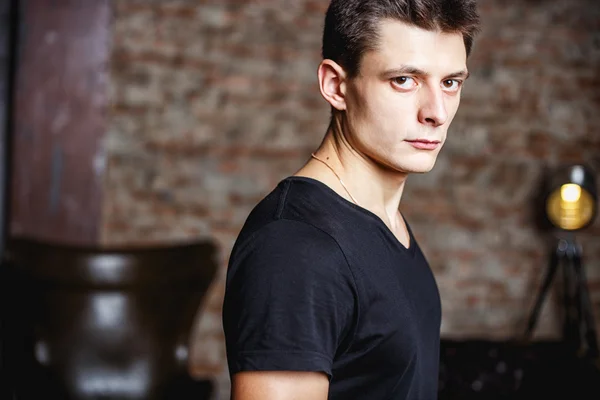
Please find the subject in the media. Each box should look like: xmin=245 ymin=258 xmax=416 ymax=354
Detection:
xmin=544 ymin=165 xmax=597 ymax=231
xmin=560 ymin=184 xmax=581 ymax=203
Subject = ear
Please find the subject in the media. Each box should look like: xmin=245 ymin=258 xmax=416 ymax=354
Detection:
xmin=317 ymin=59 xmax=347 ymax=111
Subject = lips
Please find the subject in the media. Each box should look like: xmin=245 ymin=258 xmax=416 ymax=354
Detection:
xmin=405 ymin=139 xmax=441 ymax=151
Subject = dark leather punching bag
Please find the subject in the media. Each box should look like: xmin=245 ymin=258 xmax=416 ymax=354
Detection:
xmin=3 ymin=238 xmax=218 ymax=400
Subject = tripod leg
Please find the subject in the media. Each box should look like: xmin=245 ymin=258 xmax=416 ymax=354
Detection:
xmin=524 ymin=245 xmax=561 ymax=339
xmin=572 ymin=245 xmax=599 ymax=359
xmin=563 ymin=244 xmax=580 ymax=351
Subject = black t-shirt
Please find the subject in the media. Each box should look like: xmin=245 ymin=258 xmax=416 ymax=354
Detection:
xmin=222 ymin=176 xmax=441 ymax=399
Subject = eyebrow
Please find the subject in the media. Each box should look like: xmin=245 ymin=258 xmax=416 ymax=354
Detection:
xmin=380 ymin=66 xmax=470 ymax=80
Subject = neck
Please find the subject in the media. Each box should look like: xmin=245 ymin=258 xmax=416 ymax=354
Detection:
xmin=300 ymin=117 xmax=409 ymax=226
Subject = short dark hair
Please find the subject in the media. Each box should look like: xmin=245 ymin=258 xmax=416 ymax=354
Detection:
xmin=322 ymin=0 xmax=481 ymax=78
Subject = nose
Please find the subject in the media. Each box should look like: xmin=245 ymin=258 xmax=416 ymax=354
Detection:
xmin=417 ymin=86 xmax=448 ymax=127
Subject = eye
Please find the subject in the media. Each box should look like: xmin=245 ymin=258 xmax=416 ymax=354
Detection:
xmin=391 ymin=76 xmax=417 ymax=90
xmin=442 ymin=79 xmax=462 ymax=92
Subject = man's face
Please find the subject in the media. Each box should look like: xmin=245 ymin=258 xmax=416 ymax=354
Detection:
xmin=343 ymin=19 xmax=468 ymax=174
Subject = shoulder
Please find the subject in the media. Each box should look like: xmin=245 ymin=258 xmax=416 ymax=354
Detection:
xmin=229 ymin=218 xmax=349 ymax=277
xmin=235 ymin=177 xmax=360 ymax=252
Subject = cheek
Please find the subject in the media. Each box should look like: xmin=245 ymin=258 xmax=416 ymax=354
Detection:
xmin=348 ymin=85 xmax=414 ymax=146
xmin=346 ymin=89 xmax=372 ymax=126
xmin=376 ymin=97 xmax=414 ymax=134
xmin=448 ymin=95 xmax=462 ymax=115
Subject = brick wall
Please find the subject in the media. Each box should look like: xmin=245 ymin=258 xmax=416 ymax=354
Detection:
xmin=103 ymin=0 xmax=600 ymax=398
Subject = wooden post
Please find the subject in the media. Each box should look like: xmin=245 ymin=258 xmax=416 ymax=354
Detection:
xmin=9 ymin=0 xmax=111 ymax=245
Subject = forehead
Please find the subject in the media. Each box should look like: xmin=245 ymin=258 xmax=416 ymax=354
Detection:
xmin=361 ymin=19 xmax=467 ymax=75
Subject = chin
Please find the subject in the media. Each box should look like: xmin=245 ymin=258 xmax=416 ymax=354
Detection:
xmin=404 ymin=165 xmax=435 ymax=174
xmin=393 ymin=155 xmax=439 ymax=174
xmin=389 ymin=163 xmax=435 ymax=175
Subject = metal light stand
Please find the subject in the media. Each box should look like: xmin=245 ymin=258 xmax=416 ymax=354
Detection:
xmin=524 ymin=235 xmax=599 ymax=360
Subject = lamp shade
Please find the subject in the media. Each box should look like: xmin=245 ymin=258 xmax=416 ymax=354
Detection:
xmin=544 ymin=164 xmax=598 ymax=231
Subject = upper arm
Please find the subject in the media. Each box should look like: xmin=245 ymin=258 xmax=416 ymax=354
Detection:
xmin=223 ymin=219 xmax=356 ymax=384
xmin=232 ymin=371 xmax=329 ymax=400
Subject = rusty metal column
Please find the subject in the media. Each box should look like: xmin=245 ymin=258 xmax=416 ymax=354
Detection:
xmin=9 ymin=0 xmax=111 ymax=245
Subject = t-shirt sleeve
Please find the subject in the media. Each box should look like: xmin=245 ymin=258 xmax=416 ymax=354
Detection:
xmin=222 ymin=219 xmax=357 ymax=379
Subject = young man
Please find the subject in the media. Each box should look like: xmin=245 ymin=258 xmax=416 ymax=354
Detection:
xmin=222 ymin=0 xmax=480 ymax=398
